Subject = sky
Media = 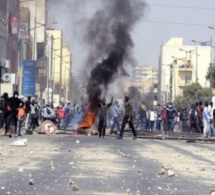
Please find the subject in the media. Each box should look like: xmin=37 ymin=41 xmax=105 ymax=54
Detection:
xmin=48 ymin=0 xmax=215 ymax=72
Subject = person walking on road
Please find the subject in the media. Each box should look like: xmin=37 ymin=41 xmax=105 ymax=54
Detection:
xmin=117 ymin=96 xmax=137 ymax=140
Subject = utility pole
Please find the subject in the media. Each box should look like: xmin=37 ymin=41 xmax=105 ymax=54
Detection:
xmin=50 ymin=35 xmax=54 ymax=104
xmin=46 ymin=35 xmax=53 ymax=104
xmin=59 ymin=32 xmax=63 ymax=104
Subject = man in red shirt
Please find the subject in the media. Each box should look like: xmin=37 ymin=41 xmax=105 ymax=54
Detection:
xmin=57 ymin=106 xmax=65 ymax=129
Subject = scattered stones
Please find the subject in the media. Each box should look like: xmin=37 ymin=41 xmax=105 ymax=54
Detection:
xmin=124 ymin=188 xmax=130 ymax=194
xmin=1 ymin=186 xmax=5 ymax=191
xmin=200 ymin=168 xmax=206 ymax=171
xmin=72 ymin=184 xmax=79 ymax=191
xmin=158 ymin=186 xmax=163 ymax=190
xmin=18 ymin=168 xmax=24 ymax=173
xmin=210 ymin=189 xmax=215 ymax=195
xmin=76 ymin=140 xmax=80 ymax=144
xmin=138 ymin=169 xmax=143 ymax=173
xmin=29 ymin=179 xmax=35 ymax=185
xmin=162 ymin=165 xmax=170 ymax=171
xmin=68 ymin=178 xmax=74 ymax=185
xmin=6 ymin=192 xmax=11 ymax=195
xmin=167 ymin=170 xmax=175 ymax=177
xmin=158 ymin=169 xmax=165 ymax=175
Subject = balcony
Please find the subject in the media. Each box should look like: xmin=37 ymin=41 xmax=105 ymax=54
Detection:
xmin=178 ymin=64 xmax=193 ymax=72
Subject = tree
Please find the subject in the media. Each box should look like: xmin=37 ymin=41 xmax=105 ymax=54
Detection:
xmin=206 ymin=64 xmax=215 ymax=87
xmin=173 ymin=83 xmax=212 ymax=107
xmin=173 ymin=96 xmax=184 ymax=109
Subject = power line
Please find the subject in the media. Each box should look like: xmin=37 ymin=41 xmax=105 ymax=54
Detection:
xmin=150 ymin=4 xmax=215 ymax=11
xmin=142 ymin=20 xmax=208 ymax=27
xmin=23 ymin=2 xmax=214 ymax=27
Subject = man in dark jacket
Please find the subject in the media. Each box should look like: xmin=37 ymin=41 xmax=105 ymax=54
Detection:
xmin=10 ymin=91 xmax=24 ymax=135
xmin=180 ymin=107 xmax=188 ymax=132
xmin=2 ymin=93 xmax=12 ymax=136
xmin=25 ymin=96 xmax=31 ymax=131
xmin=166 ymin=104 xmax=177 ymax=132
xmin=97 ymin=97 xmax=113 ymax=138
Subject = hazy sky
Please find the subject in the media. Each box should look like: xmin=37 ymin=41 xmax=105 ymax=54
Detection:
xmin=48 ymin=0 xmax=215 ymax=72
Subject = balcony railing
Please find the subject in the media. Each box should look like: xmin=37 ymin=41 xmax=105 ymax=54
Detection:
xmin=178 ymin=64 xmax=193 ymax=72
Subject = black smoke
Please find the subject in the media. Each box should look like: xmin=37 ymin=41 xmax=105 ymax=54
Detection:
xmin=85 ymin=0 xmax=146 ymax=111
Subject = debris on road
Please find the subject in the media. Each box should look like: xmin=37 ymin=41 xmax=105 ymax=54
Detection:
xmin=10 ymin=139 xmax=27 ymax=146
xmin=29 ymin=179 xmax=35 ymax=185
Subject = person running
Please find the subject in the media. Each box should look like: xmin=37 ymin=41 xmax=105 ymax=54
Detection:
xmin=117 ymin=96 xmax=137 ymax=140
xmin=97 ymin=97 xmax=113 ymax=138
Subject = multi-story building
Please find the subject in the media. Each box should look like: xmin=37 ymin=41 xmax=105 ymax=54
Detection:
xmin=0 ymin=0 xmax=20 ymax=96
xmin=124 ymin=65 xmax=158 ymax=105
xmin=159 ymin=37 xmax=212 ymax=104
xmin=46 ymin=29 xmax=72 ymax=104
xmin=0 ymin=0 xmax=7 ymax=69
xmin=134 ymin=65 xmax=158 ymax=93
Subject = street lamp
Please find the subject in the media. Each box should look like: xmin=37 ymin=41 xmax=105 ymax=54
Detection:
xmin=208 ymin=25 xmax=215 ymax=29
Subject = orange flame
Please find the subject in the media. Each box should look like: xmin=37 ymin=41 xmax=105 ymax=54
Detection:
xmin=78 ymin=110 xmax=97 ymax=129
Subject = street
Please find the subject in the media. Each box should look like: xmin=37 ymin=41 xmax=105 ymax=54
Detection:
xmin=0 ymin=132 xmax=215 ymax=195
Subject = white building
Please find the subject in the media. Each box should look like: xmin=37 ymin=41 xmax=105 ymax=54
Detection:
xmin=158 ymin=37 xmax=212 ymax=104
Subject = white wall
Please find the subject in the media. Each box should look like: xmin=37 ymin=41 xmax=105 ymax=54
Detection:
xmin=159 ymin=37 xmax=212 ymax=104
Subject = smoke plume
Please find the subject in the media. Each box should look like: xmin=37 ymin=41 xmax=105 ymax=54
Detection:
xmin=85 ymin=0 xmax=146 ymax=111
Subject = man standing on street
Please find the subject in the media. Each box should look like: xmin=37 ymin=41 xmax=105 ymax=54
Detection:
xmin=25 ymin=96 xmax=31 ymax=131
xmin=110 ymin=100 xmax=120 ymax=134
xmin=138 ymin=100 xmax=147 ymax=132
xmin=97 ymin=96 xmax=113 ymax=138
xmin=117 ymin=96 xmax=137 ymax=140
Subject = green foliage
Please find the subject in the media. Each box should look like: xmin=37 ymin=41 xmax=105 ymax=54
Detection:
xmin=173 ymin=96 xmax=184 ymax=109
xmin=173 ymin=83 xmax=212 ymax=107
xmin=206 ymin=64 xmax=215 ymax=88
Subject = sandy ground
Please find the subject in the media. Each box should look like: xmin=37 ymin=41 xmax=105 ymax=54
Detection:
xmin=0 ymin=129 xmax=215 ymax=195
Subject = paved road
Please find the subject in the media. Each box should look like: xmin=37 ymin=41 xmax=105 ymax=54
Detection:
xmin=0 ymin=133 xmax=215 ymax=195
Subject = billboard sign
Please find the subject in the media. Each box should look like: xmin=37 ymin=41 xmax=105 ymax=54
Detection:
xmin=19 ymin=22 xmax=29 ymax=40
xmin=22 ymin=60 xmax=37 ymax=97
xmin=10 ymin=16 xmax=18 ymax=35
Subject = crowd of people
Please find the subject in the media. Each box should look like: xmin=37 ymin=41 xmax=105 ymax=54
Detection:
xmin=136 ymin=100 xmax=215 ymax=138
xmin=0 ymin=91 xmax=84 ymax=138
xmin=0 ymin=90 xmax=214 ymax=139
